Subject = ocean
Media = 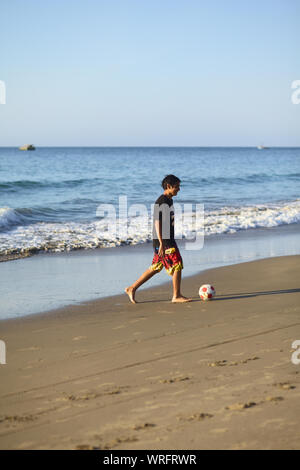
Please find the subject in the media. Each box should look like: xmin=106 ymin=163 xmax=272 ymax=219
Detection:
xmin=1 ymin=146 xmax=300 ymax=259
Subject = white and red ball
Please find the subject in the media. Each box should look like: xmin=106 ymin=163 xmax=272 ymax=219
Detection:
xmin=199 ymin=284 xmax=216 ymax=301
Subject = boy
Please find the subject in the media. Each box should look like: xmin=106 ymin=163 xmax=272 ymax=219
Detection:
xmin=125 ymin=174 xmax=192 ymax=303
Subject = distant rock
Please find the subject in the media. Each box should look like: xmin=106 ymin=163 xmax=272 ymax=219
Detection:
xmin=19 ymin=144 xmax=36 ymax=151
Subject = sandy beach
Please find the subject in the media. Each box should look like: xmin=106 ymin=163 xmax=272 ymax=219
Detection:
xmin=0 ymin=255 xmax=300 ymax=450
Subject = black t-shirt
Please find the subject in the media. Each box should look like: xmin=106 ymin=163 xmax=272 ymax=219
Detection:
xmin=152 ymin=194 xmax=175 ymax=249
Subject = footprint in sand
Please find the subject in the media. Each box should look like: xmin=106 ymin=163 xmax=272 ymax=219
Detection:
xmin=225 ymin=395 xmax=285 ymax=411
xmin=75 ymin=444 xmax=102 ymax=450
xmin=208 ymin=357 xmax=260 ymax=367
xmin=208 ymin=360 xmax=227 ymax=367
xmin=132 ymin=423 xmax=156 ymax=431
xmin=59 ymin=385 xmax=129 ymax=402
xmin=225 ymin=402 xmax=257 ymax=411
xmin=102 ymin=436 xmax=139 ymax=450
xmin=239 ymin=356 xmax=260 ymax=364
xmin=159 ymin=376 xmax=191 ymax=384
xmin=265 ymin=396 xmax=284 ymax=402
xmin=0 ymin=415 xmax=37 ymax=424
xmin=178 ymin=413 xmax=213 ymax=422
xmin=273 ymin=382 xmax=296 ymax=390
xmin=75 ymin=435 xmax=139 ymax=451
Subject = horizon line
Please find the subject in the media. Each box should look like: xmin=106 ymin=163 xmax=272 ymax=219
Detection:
xmin=1 ymin=145 xmax=300 ymax=149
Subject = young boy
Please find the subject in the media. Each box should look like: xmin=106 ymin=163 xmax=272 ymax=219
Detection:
xmin=125 ymin=174 xmax=192 ymax=303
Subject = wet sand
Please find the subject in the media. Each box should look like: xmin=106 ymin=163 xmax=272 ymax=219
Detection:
xmin=0 ymin=255 xmax=300 ymax=449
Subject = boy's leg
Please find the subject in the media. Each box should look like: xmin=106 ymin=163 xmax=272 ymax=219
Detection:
xmin=125 ymin=267 xmax=158 ymax=304
xmin=171 ymin=270 xmax=192 ymax=303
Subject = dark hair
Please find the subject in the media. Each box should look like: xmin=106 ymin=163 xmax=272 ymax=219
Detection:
xmin=161 ymin=174 xmax=181 ymax=190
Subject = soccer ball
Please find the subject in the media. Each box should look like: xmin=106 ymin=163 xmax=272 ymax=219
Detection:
xmin=199 ymin=284 xmax=216 ymax=301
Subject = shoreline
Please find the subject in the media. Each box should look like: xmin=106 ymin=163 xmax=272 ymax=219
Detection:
xmin=1 ymin=221 xmax=300 ymax=265
xmin=0 ymin=255 xmax=299 ymax=449
xmin=0 ymin=252 xmax=297 ymax=326
xmin=1 ymin=222 xmax=300 ymax=321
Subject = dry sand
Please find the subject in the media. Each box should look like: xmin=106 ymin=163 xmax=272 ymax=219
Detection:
xmin=0 ymin=255 xmax=300 ymax=450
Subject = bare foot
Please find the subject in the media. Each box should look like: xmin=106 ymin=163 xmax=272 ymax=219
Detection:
xmin=172 ymin=295 xmax=192 ymax=303
xmin=125 ymin=286 xmax=137 ymax=304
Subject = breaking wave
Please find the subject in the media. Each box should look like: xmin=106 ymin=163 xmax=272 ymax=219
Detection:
xmin=1 ymin=199 xmax=300 ymax=257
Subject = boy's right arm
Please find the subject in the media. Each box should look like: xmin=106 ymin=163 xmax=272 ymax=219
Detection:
xmin=154 ymin=219 xmax=164 ymax=257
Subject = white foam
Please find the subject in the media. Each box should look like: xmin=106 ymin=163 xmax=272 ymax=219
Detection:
xmin=1 ymin=200 xmax=300 ymax=257
xmin=202 ymin=200 xmax=300 ymax=235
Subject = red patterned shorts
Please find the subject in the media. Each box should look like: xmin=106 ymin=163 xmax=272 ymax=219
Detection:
xmin=150 ymin=245 xmax=183 ymax=276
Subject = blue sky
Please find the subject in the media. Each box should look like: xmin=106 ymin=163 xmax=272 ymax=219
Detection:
xmin=0 ymin=0 xmax=299 ymax=146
